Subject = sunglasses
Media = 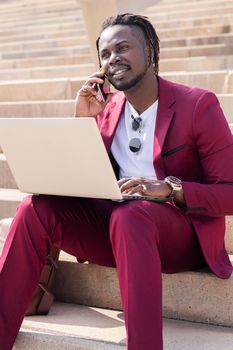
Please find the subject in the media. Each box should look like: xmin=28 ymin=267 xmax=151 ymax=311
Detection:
xmin=129 ymin=115 xmax=143 ymax=153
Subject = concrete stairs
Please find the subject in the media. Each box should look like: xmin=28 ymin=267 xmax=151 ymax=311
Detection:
xmin=0 ymin=0 xmax=233 ymax=348
xmin=12 ymin=303 xmax=233 ymax=350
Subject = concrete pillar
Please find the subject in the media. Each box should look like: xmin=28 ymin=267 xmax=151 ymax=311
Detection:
xmin=79 ymin=0 xmax=160 ymax=69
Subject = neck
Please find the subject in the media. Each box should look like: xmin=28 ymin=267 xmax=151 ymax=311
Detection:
xmin=124 ymin=74 xmax=158 ymax=115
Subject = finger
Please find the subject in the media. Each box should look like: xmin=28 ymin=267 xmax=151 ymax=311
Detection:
xmin=120 ymin=178 xmax=140 ymax=192
xmin=118 ymin=176 xmax=142 ymax=185
xmin=127 ymin=184 xmax=146 ymax=195
xmin=118 ymin=177 xmax=144 ymax=187
xmin=88 ymin=70 xmax=106 ymax=79
xmin=118 ymin=178 xmax=131 ymax=186
xmin=78 ymin=83 xmax=102 ymax=102
xmin=79 ymin=86 xmax=97 ymax=96
xmin=80 ymin=77 xmax=105 ymax=91
xmin=84 ymin=75 xmax=104 ymax=86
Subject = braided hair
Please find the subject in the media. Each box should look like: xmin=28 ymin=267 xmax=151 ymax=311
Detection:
xmin=96 ymin=13 xmax=160 ymax=75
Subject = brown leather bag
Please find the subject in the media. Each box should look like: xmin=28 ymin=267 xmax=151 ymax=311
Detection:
xmin=26 ymin=247 xmax=60 ymax=316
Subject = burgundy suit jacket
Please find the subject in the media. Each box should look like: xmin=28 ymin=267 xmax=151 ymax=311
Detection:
xmin=96 ymin=75 xmax=233 ymax=279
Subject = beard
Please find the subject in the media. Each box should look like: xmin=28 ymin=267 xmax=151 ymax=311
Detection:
xmin=107 ymin=63 xmax=148 ymax=92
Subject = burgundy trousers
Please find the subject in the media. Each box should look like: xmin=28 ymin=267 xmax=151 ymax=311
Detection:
xmin=0 ymin=195 xmax=205 ymax=350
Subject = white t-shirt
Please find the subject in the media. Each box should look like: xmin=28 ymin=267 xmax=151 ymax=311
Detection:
xmin=111 ymin=99 xmax=158 ymax=179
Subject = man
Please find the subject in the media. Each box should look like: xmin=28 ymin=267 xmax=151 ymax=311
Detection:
xmin=0 ymin=13 xmax=233 ymax=350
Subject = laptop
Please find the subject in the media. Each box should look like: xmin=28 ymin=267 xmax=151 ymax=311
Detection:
xmin=0 ymin=117 xmax=169 ymax=202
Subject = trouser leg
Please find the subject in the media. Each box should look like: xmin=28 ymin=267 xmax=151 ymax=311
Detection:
xmin=0 ymin=195 xmax=116 ymax=350
xmin=110 ymin=201 xmax=205 ymax=350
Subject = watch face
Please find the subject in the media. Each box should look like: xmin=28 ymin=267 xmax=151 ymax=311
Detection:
xmin=167 ymin=176 xmax=182 ymax=185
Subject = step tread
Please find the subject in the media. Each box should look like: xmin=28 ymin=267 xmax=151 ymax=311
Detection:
xmin=0 ymin=69 xmax=231 ymax=85
xmin=144 ymin=0 xmax=233 ymax=11
xmin=15 ymin=302 xmax=233 ymax=350
xmin=0 ymin=188 xmax=27 ymax=201
xmin=0 ymin=63 xmax=93 ymax=72
xmin=0 ymin=92 xmax=232 ymax=105
xmin=0 ymin=76 xmax=86 ymax=85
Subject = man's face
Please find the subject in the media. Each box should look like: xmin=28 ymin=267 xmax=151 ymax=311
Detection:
xmin=98 ymin=24 xmax=150 ymax=92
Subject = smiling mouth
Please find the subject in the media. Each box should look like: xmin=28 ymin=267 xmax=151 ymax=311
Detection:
xmin=110 ymin=68 xmax=130 ymax=80
xmin=108 ymin=65 xmax=130 ymax=77
xmin=113 ymin=68 xmax=128 ymax=76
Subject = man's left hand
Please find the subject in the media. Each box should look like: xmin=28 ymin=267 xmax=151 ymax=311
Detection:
xmin=118 ymin=177 xmax=172 ymax=198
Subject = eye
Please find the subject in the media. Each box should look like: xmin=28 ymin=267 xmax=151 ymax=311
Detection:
xmin=100 ymin=51 xmax=110 ymax=60
xmin=118 ymin=44 xmax=129 ymax=52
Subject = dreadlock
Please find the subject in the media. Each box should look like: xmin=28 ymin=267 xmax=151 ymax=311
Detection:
xmin=96 ymin=13 xmax=160 ymax=75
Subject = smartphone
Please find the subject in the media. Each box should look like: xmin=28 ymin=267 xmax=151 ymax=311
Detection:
xmin=96 ymin=77 xmax=108 ymax=102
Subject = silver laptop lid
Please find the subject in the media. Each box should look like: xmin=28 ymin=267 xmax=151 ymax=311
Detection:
xmin=0 ymin=118 xmax=122 ymax=200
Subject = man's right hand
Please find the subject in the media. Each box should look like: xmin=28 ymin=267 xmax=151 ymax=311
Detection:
xmin=74 ymin=71 xmax=112 ymax=117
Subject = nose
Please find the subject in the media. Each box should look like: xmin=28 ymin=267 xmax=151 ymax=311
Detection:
xmin=109 ymin=51 xmax=121 ymax=65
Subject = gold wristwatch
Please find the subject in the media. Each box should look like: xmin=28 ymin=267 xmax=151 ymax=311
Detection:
xmin=164 ymin=176 xmax=182 ymax=198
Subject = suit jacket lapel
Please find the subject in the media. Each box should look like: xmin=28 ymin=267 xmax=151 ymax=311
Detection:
xmin=153 ymin=76 xmax=175 ymax=179
xmin=100 ymin=92 xmax=126 ymax=152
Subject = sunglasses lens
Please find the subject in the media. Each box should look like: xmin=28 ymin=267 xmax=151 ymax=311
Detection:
xmin=131 ymin=116 xmax=142 ymax=131
xmin=129 ymin=138 xmax=141 ymax=153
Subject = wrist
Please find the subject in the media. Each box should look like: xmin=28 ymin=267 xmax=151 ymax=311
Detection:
xmin=164 ymin=182 xmax=173 ymax=197
xmin=164 ymin=176 xmax=183 ymax=198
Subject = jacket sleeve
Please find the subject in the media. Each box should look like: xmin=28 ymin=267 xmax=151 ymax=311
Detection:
xmin=182 ymin=91 xmax=233 ymax=216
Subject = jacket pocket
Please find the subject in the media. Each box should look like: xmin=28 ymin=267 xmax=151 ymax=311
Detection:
xmin=162 ymin=143 xmax=188 ymax=158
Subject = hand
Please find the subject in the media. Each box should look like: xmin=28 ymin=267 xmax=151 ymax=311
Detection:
xmin=118 ymin=177 xmax=172 ymax=198
xmin=74 ymin=71 xmax=113 ymax=117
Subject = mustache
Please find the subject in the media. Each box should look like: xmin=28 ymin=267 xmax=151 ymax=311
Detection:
xmin=107 ymin=64 xmax=131 ymax=77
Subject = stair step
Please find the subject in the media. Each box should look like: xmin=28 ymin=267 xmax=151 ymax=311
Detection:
xmin=0 ymin=154 xmax=17 ymax=189
xmin=157 ymin=23 xmax=233 ymax=39
xmin=1 ymin=7 xmax=80 ymax=23
xmin=148 ymin=4 xmax=233 ymax=21
xmin=0 ymin=0 xmax=78 ymax=8
xmin=0 ymin=93 xmax=232 ymax=120
xmin=0 ymin=77 xmax=85 ymax=101
xmin=161 ymin=33 xmax=233 ymax=49
xmin=0 ymin=1 xmax=80 ymax=16
xmin=0 ymin=5 xmax=82 ymax=21
xmin=0 ymin=44 xmax=90 ymax=60
xmin=13 ymin=302 xmax=233 ymax=350
xmin=162 ymin=70 xmax=233 ymax=94
xmin=0 ymin=28 xmax=80 ymax=44
xmin=160 ymin=55 xmax=233 ymax=72
xmin=0 ymin=54 xmax=93 ymax=69
xmin=161 ymin=43 xmax=233 ymax=59
xmin=0 ymin=189 xmax=27 ymax=219
xmin=0 ymin=13 xmax=83 ymax=31
xmin=0 ymin=218 xmax=232 ymax=327
xmin=162 ymin=258 xmax=233 ymax=326
xmin=1 ymin=24 xmax=230 ymax=48
xmin=16 ymin=302 xmax=125 ymax=350
xmin=143 ymin=0 xmax=233 ymax=13
xmin=50 ymin=254 xmax=233 ymax=327
xmin=0 ymin=63 xmax=94 ymax=81
xmin=0 ymin=36 xmax=87 ymax=53
xmin=0 ymin=22 xmax=81 ymax=39
xmin=0 ymin=71 xmax=232 ymax=102
xmin=218 ymin=94 xmax=233 ymax=122
xmin=154 ymin=14 xmax=233 ymax=31
xmin=2 ymin=52 xmax=233 ymax=80
xmin=0 ymin=99 xmax=74 ymax=117
xmin=1 ymin=43 xmax=231 ymax=65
